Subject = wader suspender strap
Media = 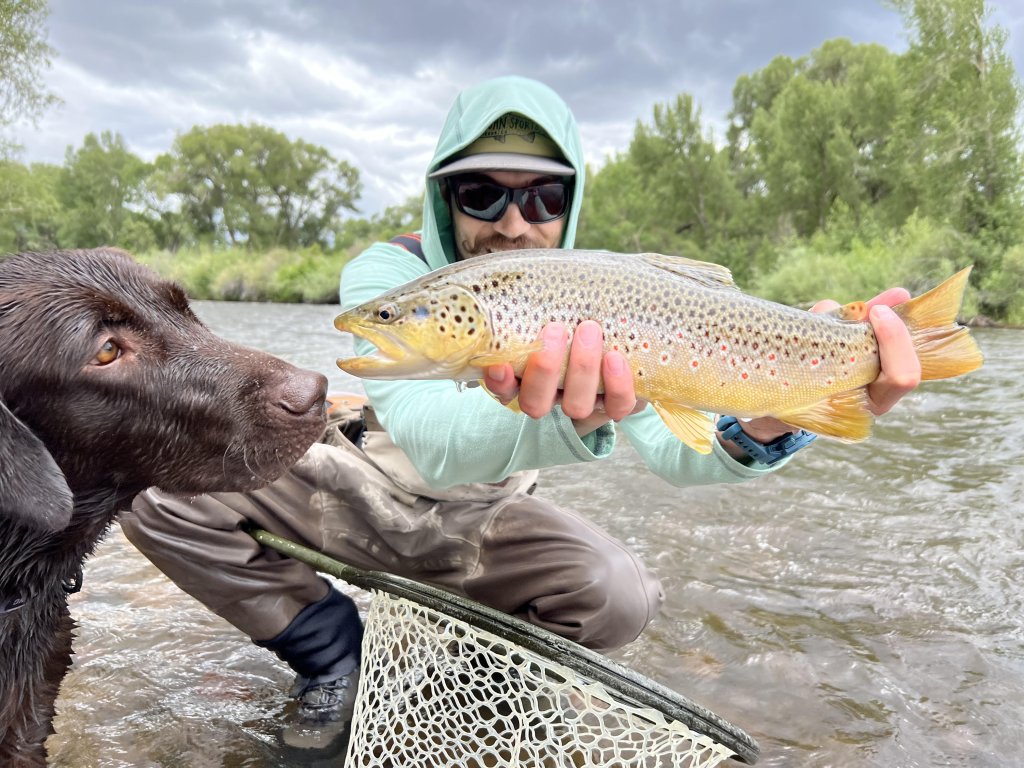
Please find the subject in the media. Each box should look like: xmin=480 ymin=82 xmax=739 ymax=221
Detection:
xmin=355 ymin=233 xmax=426 ymax=438
xmin=388 ymin=233 xmax=427 ymax=264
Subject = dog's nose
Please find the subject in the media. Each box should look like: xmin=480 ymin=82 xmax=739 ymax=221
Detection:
xmin=275 ymin=370 xmax=328 ymax=415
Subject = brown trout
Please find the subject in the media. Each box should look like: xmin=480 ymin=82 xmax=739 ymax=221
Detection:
xmin=334 ymin=249 xmax=983 ymax=453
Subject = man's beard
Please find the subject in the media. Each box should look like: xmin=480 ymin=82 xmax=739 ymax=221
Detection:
xmin=459 ymin=233 xmax=549 ymax=257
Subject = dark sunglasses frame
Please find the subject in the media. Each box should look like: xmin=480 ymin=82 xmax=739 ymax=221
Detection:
xmin=447 ymin=175 xmax=572 ymax=224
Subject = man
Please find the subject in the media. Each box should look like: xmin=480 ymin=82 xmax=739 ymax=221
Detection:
xmin=121 ymin=75 xmax=921 ymax=755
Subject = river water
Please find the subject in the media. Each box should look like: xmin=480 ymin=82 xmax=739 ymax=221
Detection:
xmin=47 ymin=301 xmax=1022 ymax=768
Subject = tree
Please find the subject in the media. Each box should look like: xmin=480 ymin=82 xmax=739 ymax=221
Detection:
xmin=0 ymin=0 xmax=59 ymax=154
xmin=887 ymin=0 xmax=1023 ymax=253
xmin=57 ymin=131 xmax=154 ymax=250
xmin=156 ymin=124 xmax=362 ymax=250
xmin=0 ymin=159 xmax=62 ymax=252
xmin=730 ymin=40 xmax=909 ymax=240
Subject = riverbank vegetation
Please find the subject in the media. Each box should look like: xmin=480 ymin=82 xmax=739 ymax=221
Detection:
xmin=2 ymin=0 xmax=1022 ymax=323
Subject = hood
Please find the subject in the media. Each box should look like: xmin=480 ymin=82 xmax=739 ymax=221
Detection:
xmin=420 ymin=76 xmax=586 ymax=269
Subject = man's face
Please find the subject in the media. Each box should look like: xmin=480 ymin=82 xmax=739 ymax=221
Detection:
xmin=448 ymin=171 xmax=569 ymax=260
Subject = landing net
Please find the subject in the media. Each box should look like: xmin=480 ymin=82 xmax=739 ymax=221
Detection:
xmin=249 ymin=528 xmax=759 ymax=767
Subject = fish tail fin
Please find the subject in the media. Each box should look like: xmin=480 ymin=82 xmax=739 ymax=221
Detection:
xmin=778 ymin=389 xmax=874 ymax=442
xmin=894 ymin=267 xmax=984 ymax=381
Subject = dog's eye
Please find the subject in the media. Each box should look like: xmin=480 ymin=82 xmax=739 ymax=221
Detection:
xmin=376 ymin=303 xmax=401 ymax=323
xmin=95 ymin=340 xmax=121 ymax=365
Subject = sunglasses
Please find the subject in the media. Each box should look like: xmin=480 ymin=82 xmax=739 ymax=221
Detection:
xmin=449 ymin=177 xmax=571 ymax=224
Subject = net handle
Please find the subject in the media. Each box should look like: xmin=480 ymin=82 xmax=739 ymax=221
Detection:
xmin=248 ymin=527 xmax=759 ymax=764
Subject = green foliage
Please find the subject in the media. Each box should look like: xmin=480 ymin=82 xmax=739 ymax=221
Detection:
xmin=57 ymin=131 xmax=154 ymax=249
xmin=0 ymin=0 xmax=59 ymax=152
xmin=153 ymin=123 xmax=362 ymax=251
xmin=749 ymin=214 xmax=984 ymax=319
xmin=135 ymin=246 xmax=352 ymax=304
xmin=0 ymin=159 xmax=61 ymax=252
xmin=2 ymin=0 xmax=1022 ymax=315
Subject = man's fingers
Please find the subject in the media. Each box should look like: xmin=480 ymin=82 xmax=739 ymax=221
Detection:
xmin=518 ymin=323 xmax=568 ymax=418
xmin=601 ymin=351 xmax=637 ymax=421
xmin=865 ymin=287 xmax=911 ymax=309
xmin=483 ymin=364 xmax=518 ymax=403
xmin=561 ymin=321 xmax=603 ymax=419
xmin=867 ymin=304 xmax=920 ymax=415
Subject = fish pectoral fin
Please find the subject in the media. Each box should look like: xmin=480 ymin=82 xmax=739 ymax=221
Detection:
xmin=477 ymin=379 xmax=523 ymax=413
xmin=468 ymin=338 xmax=544 ymax=370
xmin=652 ymin=402 xmax=715 ymax=454
xmin=776 ymin=389 xmax=873 ymax=442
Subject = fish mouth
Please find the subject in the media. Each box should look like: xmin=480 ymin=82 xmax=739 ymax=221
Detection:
xmin=334 ymin=317 xmax=470 ymax=380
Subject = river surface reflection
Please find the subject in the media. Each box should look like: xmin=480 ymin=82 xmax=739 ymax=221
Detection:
xmin=48 ymin=301 xmax=1023 ymax=767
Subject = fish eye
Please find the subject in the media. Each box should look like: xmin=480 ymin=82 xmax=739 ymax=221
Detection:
xmin=376 ymin=303 xmax=401 ymax=323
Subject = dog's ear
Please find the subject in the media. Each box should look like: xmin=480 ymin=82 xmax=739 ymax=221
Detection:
xmin=0 ymin=397 xmax=75 ymax=531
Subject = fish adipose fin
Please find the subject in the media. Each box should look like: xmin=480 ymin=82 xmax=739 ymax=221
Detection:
xmin=892 ymin=267 xmax=984 ymax=381
xmin=777 ymin=389 xmax=874 ymax=442
xmin=652 ymin=402 xmax=715 ymax=454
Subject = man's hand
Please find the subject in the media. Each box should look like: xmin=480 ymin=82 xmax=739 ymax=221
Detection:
xmin=483 ymin=320 xmax=642 ymax=436
xmin=725 ymin=287 xmax=922 ymax=453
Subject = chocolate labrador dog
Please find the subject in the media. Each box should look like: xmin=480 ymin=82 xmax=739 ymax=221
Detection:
xmin=0 ymin=248 xmax=328 ymax=766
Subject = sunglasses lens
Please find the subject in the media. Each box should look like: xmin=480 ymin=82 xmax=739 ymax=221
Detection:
xmin=455 ymin=182 xmax=508 ymax=222
xmin=452 ymin=179 xmax=570 ymax=224
xmin=520 ymin=183 xmax=568 ymax=223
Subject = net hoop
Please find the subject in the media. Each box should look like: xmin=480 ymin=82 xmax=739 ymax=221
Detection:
xmin=249 ymin=528 xmax=759 ymax=765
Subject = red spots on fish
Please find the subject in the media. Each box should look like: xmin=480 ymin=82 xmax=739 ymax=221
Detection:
xmin=642 ymin=341 xmax=650 ymax=350
xmin=810 ymin=358 xmax=820 ymax=367
xmin=691 ymin=358 xmax=700 ymax=369
xmin=740 ymin=372 xmax=749 ymax=380
xmin=768 ymin=353 xmax=776 ymax=361
xmin=850 ymin=356 xmax=856 ymax=363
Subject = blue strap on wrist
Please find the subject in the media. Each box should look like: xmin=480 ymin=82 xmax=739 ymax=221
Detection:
xmin=716 ymin=415 xmax=817 ymax=466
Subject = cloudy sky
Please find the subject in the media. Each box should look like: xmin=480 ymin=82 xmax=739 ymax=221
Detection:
xmin=8 ymin=0 xmax=1024 ymax=216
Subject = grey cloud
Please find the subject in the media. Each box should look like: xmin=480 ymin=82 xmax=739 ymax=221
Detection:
xmin=14 ymin=0 xmax=1023 ymax=215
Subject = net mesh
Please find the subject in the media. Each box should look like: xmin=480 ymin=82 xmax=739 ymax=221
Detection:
xmin=345 ymin=590 xmax=737 ymax=768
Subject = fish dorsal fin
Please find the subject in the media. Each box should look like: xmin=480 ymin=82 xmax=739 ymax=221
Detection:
xmin=652 ymin=402 xmax=716 ymax=454
xmin=776 ymin=389 xmax=873 ymax=442
xmin=635 ymin=252 xmax=738 ymax=291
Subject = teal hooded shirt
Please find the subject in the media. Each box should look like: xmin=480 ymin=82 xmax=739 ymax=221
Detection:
xmin=419 ymin=75 xmax=586 ymax=269
xmin=340 ymin=76 xmax=778 ymax=489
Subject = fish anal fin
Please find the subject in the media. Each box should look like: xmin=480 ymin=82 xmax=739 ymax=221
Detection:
xmin=777 ymin=389 xmax=873 ymax=442
xmin=652 ymin=402 xmax=715 ymax=454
